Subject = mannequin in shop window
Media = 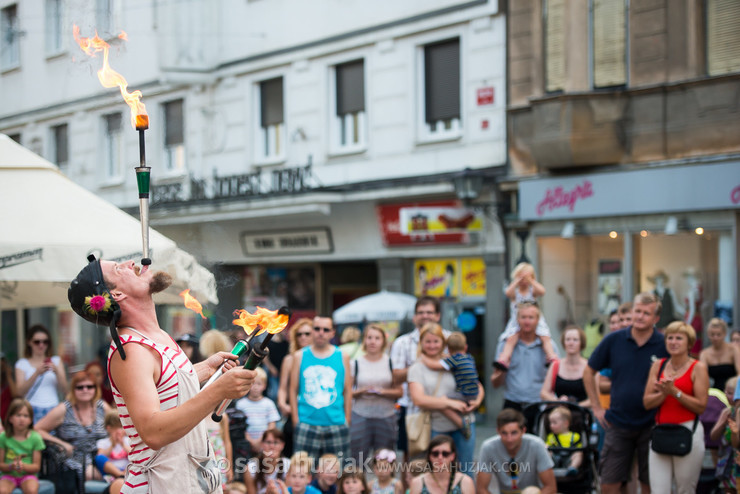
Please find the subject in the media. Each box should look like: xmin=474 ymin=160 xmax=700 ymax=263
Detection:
xmin=648 ymin=270 xmax=684 ymax=331
xmin=684 ymin=267 xmax=704 ymax=356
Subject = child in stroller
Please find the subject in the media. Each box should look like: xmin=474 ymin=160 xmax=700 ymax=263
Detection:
xmin=526 ymin=402 xmax=598 ymax=494
xmin=545 ymin=406 xmax=583 ymax=477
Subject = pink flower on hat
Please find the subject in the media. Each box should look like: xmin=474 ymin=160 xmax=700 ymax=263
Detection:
xmin=84 ymin=292 xmax=112 ymax=315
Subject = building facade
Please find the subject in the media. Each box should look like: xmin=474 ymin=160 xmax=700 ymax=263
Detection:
xmin=505 ymin=0 xmax=740 ymax=350
xmin=0 ymin=0 xmax=509 ymax=398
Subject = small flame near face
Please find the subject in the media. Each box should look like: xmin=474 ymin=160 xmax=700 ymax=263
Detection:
xmin=233 ymin=307 xmax=289 ymax=337
xmin=72 ymin=25 xmax=148 ymax=130
xmin=179 ymin=289 xmax=206 ymax=319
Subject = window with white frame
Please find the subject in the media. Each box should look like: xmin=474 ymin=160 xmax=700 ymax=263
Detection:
xmin=1 ymin=4 xmax=20 ymax=70
xmin=333 ymin=59 xmax=366 ymax=151
xmin=591 ymin=0 xmax=627 ymax=88
xmin=422 ymin=38 xmax=461 ymax=138
xmin=163 ymin=99 xmax=185 ymax=173
xmin=259 ymin=77 xmax=285 ymax=160
xmin=51 ymin=123 xmax=68 ymax=170
xmin=45 ymin=0 xmax=63 ymax=55
xmin=103 ymin=113 xmax=123 ymax=180
xmin=96 ymin=0 xmax=121 ymax=38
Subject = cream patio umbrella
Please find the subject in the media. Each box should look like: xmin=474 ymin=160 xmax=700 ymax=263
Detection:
xmin=0 ymin=134 xmax=217 ymax=355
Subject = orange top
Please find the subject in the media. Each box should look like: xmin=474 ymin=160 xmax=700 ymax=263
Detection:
xmin=656 ymin=359 xmax=698 ymax=424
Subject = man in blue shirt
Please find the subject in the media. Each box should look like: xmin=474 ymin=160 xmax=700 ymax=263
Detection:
xmin=290 ymin=315 xmax=352 ymax=460
xmin=583 ymin=292 xmax=668 ymax=494
xmin=491 ymin=302 xmax=553 ymax=431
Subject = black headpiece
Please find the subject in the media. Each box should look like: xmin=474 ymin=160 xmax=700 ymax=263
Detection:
xmin=68 ymin=254 xmax=126 ymax=360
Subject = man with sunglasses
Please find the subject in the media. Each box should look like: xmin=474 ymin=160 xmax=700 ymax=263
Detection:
xmin=290 ymin=315 xmax=352 ymax=460
xmin=476 ymin=408 xmax=556 ymax=494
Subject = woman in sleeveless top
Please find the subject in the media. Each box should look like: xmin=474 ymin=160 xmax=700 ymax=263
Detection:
xmin=349 ymin=325 xmax=402 ymax=462
xmin=540 ymin=327 xmax=590 ymax=406
xmin=699 ymin=318 xmax=740 ymax=390
xmin=36 ymin=370 xmax=111 ymax=480
xmin=408 ymin=435 xmax=473 ymax=494
xmin=643 ymin=321 xmax=709 ymax=494
xmin=14 ymin=325 xmax=68 ymax=423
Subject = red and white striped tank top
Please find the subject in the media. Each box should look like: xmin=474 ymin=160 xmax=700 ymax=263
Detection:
xmin=107 ymin=329 xmax=195 ymax=493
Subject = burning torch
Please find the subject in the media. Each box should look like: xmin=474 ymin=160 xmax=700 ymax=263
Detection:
xmin=73 ymin=26 xmax=151 ymax=266
xmin=209 ymin=306 xmax=291 ymax=422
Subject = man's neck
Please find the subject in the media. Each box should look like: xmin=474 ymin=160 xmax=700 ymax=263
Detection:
xmin=504 ymin=442 xmax=522 ymax=458
xmin=311 ymin=343 xmax=334 ymax=357
xmin=519 ymin=331 xmax=537 ymax=344
xmin=630 ymin=326 xmax=654 ymax=344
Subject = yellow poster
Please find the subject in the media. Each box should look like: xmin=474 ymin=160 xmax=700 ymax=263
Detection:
xmin=414 ymin=259 xmax=459 ymax=297
xmin=461 ymin=258 xmax=486 ymax=297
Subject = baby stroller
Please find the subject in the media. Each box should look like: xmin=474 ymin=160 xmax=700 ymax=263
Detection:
xmin=525 ymin=401 xmax=600 ymax=494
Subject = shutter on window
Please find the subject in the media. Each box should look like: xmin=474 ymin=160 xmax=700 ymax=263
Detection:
xmin=106 ymin=113 xmax=121 ymax=133
xmin=55 ymin=124 xmax=68 ymax=164
xmin=545 ymin=0 xmax=566 ymax=92
xmin=165 ymin=100 xmax=184 ymax=145
xmin=261 ymin=78 xmax=284 ymax=127
xmin=707 ymin=0 xmax=740 ymax=76
xmin=425 ymin=39 xmax=460 ymax=124
xmin=336 ymin=60 xmax=365 ymax=116
xmin=593 ymin=0 xmax=626 ymax=88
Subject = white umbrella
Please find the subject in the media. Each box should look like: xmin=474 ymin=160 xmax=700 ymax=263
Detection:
xmin=333 ymin=290 xmax=418 ymax=324
xmin=0 ymin=133 xmax=218 ymax=311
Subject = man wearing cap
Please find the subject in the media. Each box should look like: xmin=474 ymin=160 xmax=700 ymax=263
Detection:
xmin=69 ymin=256 xmax=254 ymax=493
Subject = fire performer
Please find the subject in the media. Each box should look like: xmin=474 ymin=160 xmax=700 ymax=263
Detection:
xmin=68 ymin=256 xmax=255 ymax=493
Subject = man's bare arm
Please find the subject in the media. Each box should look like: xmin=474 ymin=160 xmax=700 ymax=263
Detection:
xmin=110 ymin=343 xmax=254 ymax=450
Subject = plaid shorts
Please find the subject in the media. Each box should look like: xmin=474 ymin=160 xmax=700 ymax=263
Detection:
xmin=294 ymin=422 xmax=350 ymax=460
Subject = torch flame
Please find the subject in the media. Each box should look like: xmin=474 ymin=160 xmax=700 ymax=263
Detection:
xmin=179 ymin=289 xmax=206 ymax=319
xmin=73 ymin=25 xmax=148 ymax=130
xmin=232 ymin=307 xmax=289 ymax=337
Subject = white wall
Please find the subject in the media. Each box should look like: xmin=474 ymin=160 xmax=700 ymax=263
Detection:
xmin=0 ymin=0 xmax=506 ymax=211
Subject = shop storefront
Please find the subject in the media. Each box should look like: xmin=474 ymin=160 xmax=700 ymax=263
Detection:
xmin=518 ymin=160 xmax=740 ymax=348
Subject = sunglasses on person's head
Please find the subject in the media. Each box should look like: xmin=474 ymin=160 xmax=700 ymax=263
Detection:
xmin=75 ymin=385 xmax=96 ymax=391
xmin=313 ymin=326 xmax=333 ymax=333
xmin=32 ymin=339 xmax=49 ymax=345
xmin=429 ymin=449 xmax=453 ymax=458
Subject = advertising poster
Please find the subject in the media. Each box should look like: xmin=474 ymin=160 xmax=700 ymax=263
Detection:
xmin=414 ymin=259 xmax=459 ymax=298
xmin=461 ymin=258 xmax=486 ymax=297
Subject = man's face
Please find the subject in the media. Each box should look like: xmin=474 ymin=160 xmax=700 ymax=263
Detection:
xmin=101 ymin=260 xmax=172 ymax=297
xmin=413 ymin=302 xmax=440 ymax=329
xmin=312 ymin=317 xmax=335 ymax=348
xmin=517 ymin=306 xmax=539 ymax=334
xmin=498 ymin=422 xmax=525 ymax=454
xmin=631 ymin=302 xmax=658 ymax=331
xmin=620 ymin=311 xmax=633 ymax=329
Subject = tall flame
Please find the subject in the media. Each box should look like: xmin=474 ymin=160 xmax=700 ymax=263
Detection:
xmin=73 ymin=25 xmax=148 ymax=129
xmin=233 ymin=307 xmax=289 ymax=337
xmin=179 ymin=289 xmax=206 ymax=319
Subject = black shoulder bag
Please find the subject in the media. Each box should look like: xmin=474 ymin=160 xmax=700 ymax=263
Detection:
xmin=649 ymin=358 xmax=698 ymax=457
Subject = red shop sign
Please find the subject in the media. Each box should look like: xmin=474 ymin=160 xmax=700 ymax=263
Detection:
xmin=376 ymin=200 xmax=469 ymax=247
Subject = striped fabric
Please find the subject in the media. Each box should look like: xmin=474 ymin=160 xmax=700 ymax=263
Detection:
xmin=107 ymin=332 xmax=194 ymax=494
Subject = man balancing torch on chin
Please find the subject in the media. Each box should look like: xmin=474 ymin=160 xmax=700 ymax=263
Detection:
xmin=68 ymin=255 xmax=255 ymax=494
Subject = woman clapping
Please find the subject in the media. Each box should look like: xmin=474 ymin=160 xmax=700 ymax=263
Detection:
xmin=643 ymin=321 xmax=709 ymax=494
